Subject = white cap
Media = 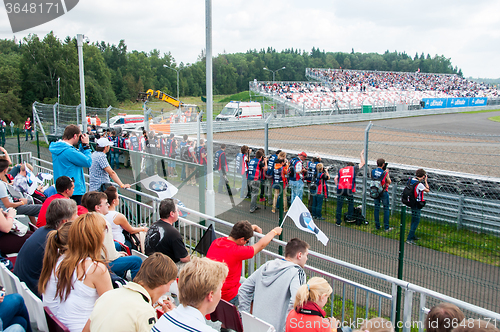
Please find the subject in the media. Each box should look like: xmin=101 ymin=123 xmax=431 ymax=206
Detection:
xmin=96 ymin=137 xmax=114 ymax=148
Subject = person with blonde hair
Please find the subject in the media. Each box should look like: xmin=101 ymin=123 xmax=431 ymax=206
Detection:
xmin=153 ymin=257 xmax=229 ymax=332
xmin=85 ymin=252 xmax=178 ymax=332
xmin=39 ymin=213 xmax=113 ymax=332
xmin=426 ymin=302 xmax=465 ymax=332
xmin=286 ymin=277 xmax=336 ymax=332
xmin=354 ymin=318 xmax=394 ymax=332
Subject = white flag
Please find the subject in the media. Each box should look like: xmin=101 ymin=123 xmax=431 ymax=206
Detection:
xmin=140 ymin=175 xmax=178 ymax=200
xmin=284 ymin=196 xmax=329 ymax=246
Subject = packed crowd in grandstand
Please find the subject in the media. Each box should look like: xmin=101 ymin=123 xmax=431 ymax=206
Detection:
xmin=254 ymin=69 xmax=498 ymax=110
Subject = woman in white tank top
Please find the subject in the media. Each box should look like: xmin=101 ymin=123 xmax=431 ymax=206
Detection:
xmin=103 ymin=186 xmax=147 ymax=247
xmin=39 ymin=213 xmax=113 ymax=332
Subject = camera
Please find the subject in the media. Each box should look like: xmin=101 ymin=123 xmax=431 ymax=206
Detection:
xmin=382 ymin=162 xmax=388 ymax=171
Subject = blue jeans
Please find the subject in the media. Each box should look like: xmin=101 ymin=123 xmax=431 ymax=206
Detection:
xmin=110 ymin=151 xmax=121 ymax=169
xmin=289 ymin=180 xmax=304 ymax=203
xmin=336 ymin=194 xmax=354 ymax=225
xmin=240 ymin=173 xmax=248 ymax=198
xmin=407 ymin=208 xmax=421 ymax=241
xmin=374 ymin=191 xmax=390 ymax=229
xmin=218 ymin=171 xmax=226 ymax=193
xmin=25 ymin=129 xmax=33 ymax=141
xmin=0 ymin=293 xmax=32 ymax=332
xmin=311 ymin=194 xmax=324 ymax=218
xmin=109 ymin=255 xmax=142 ymax=280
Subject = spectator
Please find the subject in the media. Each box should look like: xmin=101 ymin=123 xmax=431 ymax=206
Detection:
xmin=311 ymin=163 xmax=330 ymax=220
xmin=89 ymin=137 xmax=130 ymax=192
xmin=426 ymin=303 xmax=465 ymax=332
xmin=372 ymin=158 xmax=392 ymax=231
xmin=109 ymin=131 xmax=121 ymax=170
xmin=153 ymin=257 xmax=229 ymax=332
xmin=15 ymin=199 xmax=77 ymax=297
xmin=271 ymin=152 xmax=289 ymax=214
xmin=144 ymin=198 xmax=190 ymax=265
xmin=289 ymin=152 xmax=307 ymax=203
xmin=285 ymin=277 xmax=336 ymax=332
xmin=197 ymin=138 xmax=207 ymax=185
xmin=12 ymin=164 xmax=31 ymax=195
xmin=36 ymin=176 xmax=75 ymax=228
xmin=406 ymin=168 xmax=430 ymax=245
xmin=305 ymin=155 xmax=321 ymax=210
xmin=0 ymin=118 xmax=6 ymax=147
xmin=23 ymin=117 xmax=33 ymax=141
xmin=334 ymin=150 xmax=365 ymax=226
xmin=0 ymin=293 xmax=32 ymax=332
xmin=166 ymin=133 xmax=177 ymax=177
xmin=247 ymin=150 xmax=267 ymax=213
xmin=0 ymin=158 xmax=42 ymax=225
xmin=37 ymin=222 xmax=72 ymax=316
xmin=104 ymin=186 xmax=146 ymax=249
xmin=179 ymin=135 xmax=188 ymax=181
xmin=84 ymin=253 xmax=178 ymax=332
xmin=84 ymin=191 xmax=142 ymax=280
xmin=354 ymin=317 xmax=394 ymax=332
xmin=238 ymin=238 xmax=309 ymax=332
xmin=49 ymin=124 xmax=92 ymax=205
xmin=0 ymin=206 xmax=32 ymax=255
xmin=206 ymin=220 xmax=282 ymax=304
xmin=235 ymin=145 xmax=249 ymax=199
xmin=214 ymin=144 xmax=228 ymax=194
xmin=39 ymin=212 xmax=113 ymax=332
xmin=186 ymin=140 xmax=197 ymax=186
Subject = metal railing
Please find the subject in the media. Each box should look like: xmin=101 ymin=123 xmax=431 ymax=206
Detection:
xmin=18 ymin=153 xmax=500 ymax=331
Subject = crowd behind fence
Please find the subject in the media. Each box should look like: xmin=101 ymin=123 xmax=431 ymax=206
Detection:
xmin=8 ymin=152 xmax=500 ymax=332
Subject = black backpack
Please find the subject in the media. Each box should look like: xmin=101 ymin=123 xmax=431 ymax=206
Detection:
xmin=401 ymin=178 xmax=426 ymax=209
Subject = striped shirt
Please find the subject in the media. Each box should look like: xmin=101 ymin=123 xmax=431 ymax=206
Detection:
xmin=152 ymin=304 xmax=217 ymax=332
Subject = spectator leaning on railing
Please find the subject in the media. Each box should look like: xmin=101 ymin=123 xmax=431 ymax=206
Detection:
xmin=89 ymin=137 xmax=130 ymax=192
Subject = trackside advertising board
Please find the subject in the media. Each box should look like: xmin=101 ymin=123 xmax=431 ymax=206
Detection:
xmin=422 ymin=97 xmax=488 ymax=109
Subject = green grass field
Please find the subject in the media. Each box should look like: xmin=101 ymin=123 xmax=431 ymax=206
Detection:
xmin=487 ymin=116 xmax=500 ymax=122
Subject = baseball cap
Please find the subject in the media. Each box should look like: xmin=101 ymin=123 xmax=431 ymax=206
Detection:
xmin=96 ymin=137 xmax=114 ymax=148
xmin=298 ymin=152 xmax=307 ymax=158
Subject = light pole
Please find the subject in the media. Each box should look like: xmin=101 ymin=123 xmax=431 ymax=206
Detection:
xmin=263 ymin=66 xmax=286 ymax=82
xmin=77 ymin=34 xmax=87 ymax=128
xmin=163 ymin=64 xmax=185 ymax=105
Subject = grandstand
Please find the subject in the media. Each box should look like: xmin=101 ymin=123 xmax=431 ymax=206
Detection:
xmin=250 ymin=68 xmax=499 ymax=113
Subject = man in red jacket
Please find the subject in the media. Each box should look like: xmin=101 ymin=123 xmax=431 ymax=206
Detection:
xmin=36 ymin=176 xmax=75 ymax=227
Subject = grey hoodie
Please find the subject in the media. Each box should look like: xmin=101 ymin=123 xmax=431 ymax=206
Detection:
xmin=238 ymin=258 xmax=306 ymax=332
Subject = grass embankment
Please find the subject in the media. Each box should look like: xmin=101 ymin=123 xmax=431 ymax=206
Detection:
xmin=487 ymin=116 xmax=500 ymax=122
xmin=461 ymin=109 xmax=500 ymax=114
xmin=308 ymin=195 xmax=500 ymax=266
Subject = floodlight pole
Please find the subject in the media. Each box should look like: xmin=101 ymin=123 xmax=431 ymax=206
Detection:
xmin=77 ymin=34 xmax=86 ymax=129
xmin=205 ymin=0 xmax=215 ymax=221
xmin=263 ymin=66 xmax=286 ymax=83
xmin=163 ymin=64 xmax=184 ymax=109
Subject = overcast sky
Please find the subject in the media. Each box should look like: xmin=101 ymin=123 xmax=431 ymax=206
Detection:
xmin=1 ymin=0 xmax=499 ymax=78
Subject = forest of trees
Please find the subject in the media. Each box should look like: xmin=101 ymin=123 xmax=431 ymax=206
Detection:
xmin=0 ymin=32 xmax=463 ymax=122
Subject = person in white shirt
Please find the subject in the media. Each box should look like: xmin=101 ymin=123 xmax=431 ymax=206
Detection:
xmin=152 ymin=257 xmax=229 ymax=332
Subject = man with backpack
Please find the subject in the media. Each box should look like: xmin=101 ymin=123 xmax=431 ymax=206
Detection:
xmin=334 ymin=150 xmax=365 ymax=226
xmin=371 ymin=158 xmax=392 ymax=231
xmin=404 ymin=168 xmax=430 ymax=245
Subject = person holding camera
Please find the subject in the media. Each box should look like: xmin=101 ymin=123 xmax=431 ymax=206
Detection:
xmin=406 ymin=169 xmax=430 ymax=245
xmin=49 ymin=125 xmax=93 ymax=205
xmin=372 ymin=158 xmax=392 ymax=231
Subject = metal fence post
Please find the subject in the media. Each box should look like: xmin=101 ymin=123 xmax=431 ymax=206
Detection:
xmin=265 ymin=115 xmax=272 ymax=155
xmin=16 ymin=128 xmax=21 ymax=163
xmin=457 ymin=194 xmax=465 ymax=229
xmin=395 ymin=205 xmax=407 ymax=330
xmin=278 ymin=182 xmax=284 ymax=256
xmin=402 ymin=289 xmax=414 ymax=332
xmin=106 ymin=105 xmax=112 ymax=129
xmin=361 ymin=121 xmax=372 ymax=216
xmin=390 ymin=183 xmax=398 ymax=216
xmin=36 ymin=131 xmax=40 ymax=159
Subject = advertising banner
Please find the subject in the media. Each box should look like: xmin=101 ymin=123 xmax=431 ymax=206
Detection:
xmin=423 ymin=97 xmax=488 ymax=109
